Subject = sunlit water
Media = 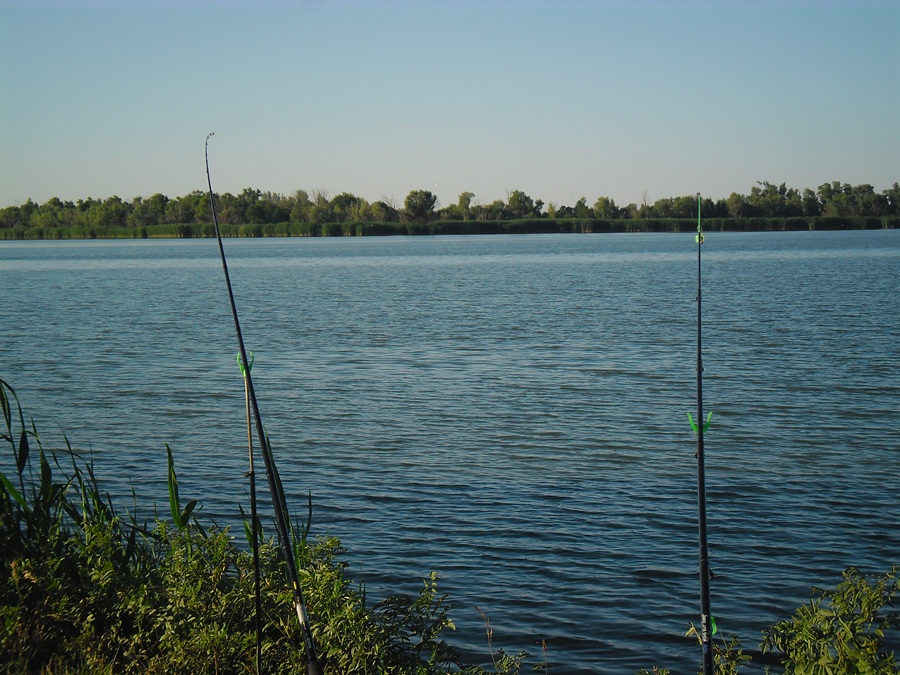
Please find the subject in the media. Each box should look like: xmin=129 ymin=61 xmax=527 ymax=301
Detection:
xmin=2 ymin=231 xmax=898 ymax=673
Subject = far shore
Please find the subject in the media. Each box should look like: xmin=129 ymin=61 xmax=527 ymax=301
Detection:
xmin=1 ymin=215 xmax=897 ymax=241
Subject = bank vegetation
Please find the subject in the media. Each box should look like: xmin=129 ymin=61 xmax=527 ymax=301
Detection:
xmin=2 ymin=377 xmax=898 ymax=673
xmin=1 ymin=181 xmax=898 ymax=240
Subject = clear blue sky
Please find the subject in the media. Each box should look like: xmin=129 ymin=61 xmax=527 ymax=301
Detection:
xmin=1 ymin=0 xmax=898 ymax=210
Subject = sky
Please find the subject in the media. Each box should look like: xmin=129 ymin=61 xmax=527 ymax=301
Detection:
xmin=1 ymin=0 xmax=898 ymax=210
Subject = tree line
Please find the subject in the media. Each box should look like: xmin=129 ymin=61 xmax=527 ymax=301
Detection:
xmin=1 ymin=181 xmax=898 ymax=239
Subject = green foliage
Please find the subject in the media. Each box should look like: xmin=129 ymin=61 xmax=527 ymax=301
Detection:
xmin=403 ymin=189 xmax=438 ymax=224
xmin=685 ymin=623 xmax=752 ymax=675
xmin=3 ymin=180 xmax=897 ymax=238
xmin=0 ymin=378 xmax=467 ymax=674
xmin=1 ymin=379 xmax=154 ymax=672
xmin=761 ymin=567 xmax=899 ymax=674
xmin=166 ymin=442 xmax=197 ymax=530
xmin=645 ymin=568 xmax=899 ymax=675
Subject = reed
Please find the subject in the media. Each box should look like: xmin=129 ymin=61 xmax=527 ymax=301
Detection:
xmin=3 ymin=215 xmax=896 ymax=240
xmin=0 ymin=378 xmax=462 ymax=674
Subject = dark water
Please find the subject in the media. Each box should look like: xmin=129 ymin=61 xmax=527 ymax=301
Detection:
xmin=2 ymin=231 xmax=898 ymax=673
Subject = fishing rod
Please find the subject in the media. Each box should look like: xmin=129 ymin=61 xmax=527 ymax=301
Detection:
xmin=205 ymin=133 xmax=324 ymax=675
xmin=239 ymin=352 xmax=263 ymax=675
xmin=688 ymin=193 xmax=715 ymax=675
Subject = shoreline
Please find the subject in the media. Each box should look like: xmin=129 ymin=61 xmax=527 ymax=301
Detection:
xmin=1 ymin=215 xmax=897 ymax=241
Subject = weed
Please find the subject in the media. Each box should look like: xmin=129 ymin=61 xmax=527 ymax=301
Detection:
xmin=761 ymin=566 xmax=899 ymax=674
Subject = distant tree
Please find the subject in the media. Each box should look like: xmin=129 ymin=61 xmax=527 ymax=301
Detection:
xmin=635 ymin=195 xmax=653 ymax=219
xmin=554 ymin=204 xmax=577 ymax=218
xmin=403 ymin=189 xmax=437 ymax=224
xmin=475 ymin=200 xmax=507 ymax=220
xmin=593 ymin=196 xmax=619 ymax=219
xmin=851 ymin=184 xmax=888 ymax=216
xmin=781 ymin=187 xmax=803 ymax=217
xmin=884 ymin=182 xmax=900 ymax=215
xmin=76 ymin=198 xmax=99 ymax=227
xmin=307 ymin=189 xmax=333 ymax=225
xmin=289 ymin=189 xmax=312 ymax=223
xmin=370 ymin=200 xmax=399 ymax=222
xmin=213 ymin=192 xmax=242 ymax=225
xmin=257 ymin=191 xmax=290 ymax=223
xmin=236 ymin=187 xmax=264 ymax=224
xmin=146 ymin=193 xmax=169 ymax=224
xmin=818 ymin=181 xmax=855 ymax=217
xmin=165 ymin=191 xmax=204 ymax=224
xmin=308 ymin=203 xmax=332 ymax=226
xmin=747 ymin=181 xmax=789 ymax=218
xmin=650 ymin=197 xmax=671 ymax=218
xmin=127 ymin=197 xmax=149 ymax=228
xmin=438 ymin=204 xmax=462 ymax=221
xmin=0 ymin=205 xmax=22 ymax=229
xmin=574 ymin=197 xmax=591 ymax=219
xmin=350 ymin=198 xmax=370 ymax=222
xmin=32 ymin=197 xmax=67 ymax=229
xmin=457 ymin=191 xmax=475 ymax=220
xmin=87 ymin=196 xmax=129 ymax=228
xmin=128 ymin=193 xmax=169 ymax=227
xmin=726 ymin=192 xmax=752 ymax=218
xmin=18 ymin=199 xmax=39 ymax=225
xmin=799 ymin=188 xmax=820 ymax=217
xmin=705 ymin=197 xmax=727 ymax=218
xmin=671 ymin=195 xmax=697 ymax=219
xmin=506 ymin=190 xmax=538 ymax=218
xmin=330 ymin=192 xmax=365 ymax=222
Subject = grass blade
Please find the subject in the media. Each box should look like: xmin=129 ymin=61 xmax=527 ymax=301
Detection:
xmin=0 ymin=471 xmax=28 ymax=511
xmin=180 ymin=498 xmax=198 ymax=525
xmin=166 ymin=443 xmax=183 ymax=529
xmin=16 ymin=428 xmax=29 ymax=475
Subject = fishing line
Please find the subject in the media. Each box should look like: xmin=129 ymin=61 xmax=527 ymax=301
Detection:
xmin=688 ymin=193 xmax=715 ymax=675
xmin=215 ymin=135 xmax=300 ymax=196
xmin=206 ymin=133 xmax=324 ymax=675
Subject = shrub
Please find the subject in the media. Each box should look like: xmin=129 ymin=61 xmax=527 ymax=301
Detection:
xmin=761 ymin=566 xmax=899 ymax=674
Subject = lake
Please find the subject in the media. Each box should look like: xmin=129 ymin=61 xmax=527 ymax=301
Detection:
xmin=1 ymin=230 xmax=898 ymax=673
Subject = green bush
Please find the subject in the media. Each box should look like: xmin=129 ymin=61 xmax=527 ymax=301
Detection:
xmin=761 ymin=567 xmax=899 ymax=674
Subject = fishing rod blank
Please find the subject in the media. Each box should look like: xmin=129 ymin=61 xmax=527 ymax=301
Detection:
xmin=689 ymin=193 xmax=715 ymax=675
xmin=206 ymin=133 xmax=324 ymax=675
xmin=239 ymin=353 xmax=262 ymax=675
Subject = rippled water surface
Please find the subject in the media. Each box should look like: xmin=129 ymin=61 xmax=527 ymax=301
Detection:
xmin=2 ymin=231 xmax=898 ymax=672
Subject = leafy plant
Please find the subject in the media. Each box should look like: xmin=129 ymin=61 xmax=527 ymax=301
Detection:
xmin=684 ymin=623 xmax=752 ymax=675
xmin=761 ymin=566 xmax=899 ymax=674
xmin=166 ymin=442 xmax=197 ymax=530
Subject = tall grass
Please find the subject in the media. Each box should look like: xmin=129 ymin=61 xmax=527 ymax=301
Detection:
xmin=0 ymin=377 xmax=463 ymax=674
xmin=2 ymin=216 xmax=897 ymax=240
